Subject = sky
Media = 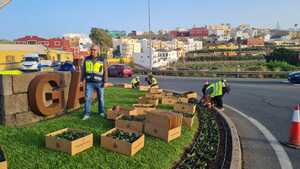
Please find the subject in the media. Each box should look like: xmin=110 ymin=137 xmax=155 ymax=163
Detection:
xmin=0 ymin=0 xmax=300 ymax=39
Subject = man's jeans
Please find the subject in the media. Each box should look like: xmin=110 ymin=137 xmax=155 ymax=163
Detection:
xmin=84 ymin=82 xmax=105 ymax=116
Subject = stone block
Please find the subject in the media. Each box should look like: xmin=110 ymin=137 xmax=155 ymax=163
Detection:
xmin=2 ymin=94 xmax=28 ymax=115
xmin=3 ymin=114 xmax=17 ymax=127
xmin=12 ymin=73 xmax=41 ymax=94
xmin=0 ymin=75 xmax=13 ymax=96
xmin=15 ymin=111 xmax=43 ymax=126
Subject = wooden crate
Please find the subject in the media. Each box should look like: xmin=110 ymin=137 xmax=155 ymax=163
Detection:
xmin=161 ymin=96 xmax=178 ymax=105
xmin=183 ymin=115 xmax=195 ymax=129
xmin=101 ymin=128 xmax=145 ymax=156
xmin=116 ymin=83 xmax=132 ymax=89
xmin=139 ymin=85 xmax=150 ymax=91
xmin=178 ymin=97 xmax=189 ymax=103
xmin=149 ymin=88 xmax=163 ymax=94
xmin=0 ymin=146 xmax=7 ymax=169
xmin=183 ymin=91 xmax=198 ymax=99
xmin=145 ymin=110 xmax=182 ymax=133
xmin=107 ymin=106 xmax=137 ymax=120
xmin=115 ymin=115 xmax=145 ymax=133
xmin=145 ymin=123 xmax=181 ymax=142
xmin=133 ymin=104 xmax=156 ymax=115
xmin=45 ymin=128 xmax=93 ymax=156
xmin=174 ymin=103 xmax=196 ymax=114
xmin=138 ymin=97 xmax=159 ymax=106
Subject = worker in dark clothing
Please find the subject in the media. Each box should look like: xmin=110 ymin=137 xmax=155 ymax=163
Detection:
xmin=145 ymin=74 xmax=158 ymax=87
xmin=131 ymin=76 xmax=140 ymax=88
xmin=205 ymin=80 xmax=230 ymax=111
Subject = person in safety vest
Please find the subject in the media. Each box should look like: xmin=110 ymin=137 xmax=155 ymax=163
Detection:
xmin=205 ymin=79 xmax=230 ymax=110
xmin=146 ymin=74 xmax=158 ymax=87
xmin=201 ymin=80 xmax=211 ymax=106
xmin=81 ymin=44 xmax=108 ymax=120
xmin=131 ymin=76 xmax=140 ymax=88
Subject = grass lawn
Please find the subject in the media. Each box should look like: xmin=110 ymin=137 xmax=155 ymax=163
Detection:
xmin=0 ymin=87 xmax=198 ymax=169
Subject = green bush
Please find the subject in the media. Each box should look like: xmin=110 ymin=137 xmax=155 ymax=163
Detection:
xmin=265 ymin=48 xmax=300 ymax=66
xmin=264 ymin=61 xmax=298 ymax=71
xmin=186 ymin=55 xmax=265 ymax=62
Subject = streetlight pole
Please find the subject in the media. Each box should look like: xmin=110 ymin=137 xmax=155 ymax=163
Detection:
xmin=148 ymin=0 xmax=152 ymax=71
xmin=0 ymin=0 xmax=11 ymax=10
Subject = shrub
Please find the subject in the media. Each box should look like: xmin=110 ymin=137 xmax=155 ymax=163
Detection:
xmin=265 ymin=48 xmax=300 ymax=66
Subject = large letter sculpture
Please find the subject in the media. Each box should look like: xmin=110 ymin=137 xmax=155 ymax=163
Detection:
xmin=28 ymin=73 xmax=64 ymax=116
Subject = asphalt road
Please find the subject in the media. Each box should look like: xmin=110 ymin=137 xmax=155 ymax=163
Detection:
xmin=109 ymin=76 xmax=300 ymax=169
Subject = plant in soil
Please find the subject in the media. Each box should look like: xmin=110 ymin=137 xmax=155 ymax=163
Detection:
xmin=0 ymin=148 xmax=5 ymax=162
xmin=121 ymin=115 xmax=145 ymax=122
xmin=107 ymin=129 xmax=140 ymax=143
xmin=174 ymin=105 xmax=220 ymax=169
xmin=56 ymin=130 xmax=89 ymax=141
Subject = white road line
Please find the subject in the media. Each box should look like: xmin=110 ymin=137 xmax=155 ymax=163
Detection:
xmin=224 ymin=104 xmax=293 ymax=169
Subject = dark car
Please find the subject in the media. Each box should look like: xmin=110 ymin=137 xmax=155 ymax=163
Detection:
xmin=57 ymin=61 xmax=76 ymax=72
xmin=108 ymin=64 xmax=133 ymax=77
xmin=288 ymin=71 xmax=300 ymax=84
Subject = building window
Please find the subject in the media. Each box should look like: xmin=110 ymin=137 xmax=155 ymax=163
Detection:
xmin=5 ymin=55 xmax=15 ymax=63
xmin=55 ymin=41 xmax=61 ymax=46
xmin=27 ymin=40 xmax=37 ymax=45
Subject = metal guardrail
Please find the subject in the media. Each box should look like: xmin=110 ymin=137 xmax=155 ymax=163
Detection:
xmin=135 ymin=69 xmax=289 ymax=79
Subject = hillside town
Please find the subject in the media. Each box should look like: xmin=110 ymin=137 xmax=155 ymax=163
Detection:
xmin=1 ymin=23 xmax=300 ymax=71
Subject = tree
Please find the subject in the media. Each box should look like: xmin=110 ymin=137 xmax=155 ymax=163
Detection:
xmin=89 ymin=28 xmax=113 ymax=54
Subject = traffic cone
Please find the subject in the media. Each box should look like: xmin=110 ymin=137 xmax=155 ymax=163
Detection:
xmin=287 ymin=105 xmax=300 ymax=148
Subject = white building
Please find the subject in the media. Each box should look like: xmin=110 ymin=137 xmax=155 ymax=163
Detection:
xmin=133 ymin=39 xmax=178 ymax=69
xmin=113 ymin=38 xmax=141 ymax=57
xmin=185 ymin=38 xmax=203 ymax=52
xmin=235 ymin=31 xmax=250 ymax=40
xmin=63 ymin=33 xmax=92 ymax=52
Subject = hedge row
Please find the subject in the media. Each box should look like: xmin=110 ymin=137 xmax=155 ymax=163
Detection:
xmin=185 ymin=55 xmax=265 ymax=62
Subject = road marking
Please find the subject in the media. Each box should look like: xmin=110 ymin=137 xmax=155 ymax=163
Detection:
xmin=224 ymin=104 xmax=293 ymax=169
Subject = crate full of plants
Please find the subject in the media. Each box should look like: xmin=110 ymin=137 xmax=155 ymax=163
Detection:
xmin=181 ymin=112 xmax=195 ymax=129
xmin=116 ymin=83 xmax=132 ymax=89
xmin=138 ymin=96 xmax=159 ymax=106
xmin=161 ymin=96 xmax=178 ymax=106
xmin=0 ymin=146 xmax=7 ymax=169
xmin=182 ymin=91 xmax=198 ymax=99
xmin=145 ymin=110 xmax=183 ymax=142
xmin=101 ymin=128 xmax=144 ymax=156
xmin=133 ymin=103 xmax=156 ymax=115
xmin=139 ymin=85 xmax=150 ymax=91
xmin=115 ymin=115 xmax=146 ymax=133
xmin=107 ymin=106 xmax=138 ymax=120
xmin=45 ymin=128 xmax=93 ymax=156
xmin=149 ymin=87 xmax=163 ymax=94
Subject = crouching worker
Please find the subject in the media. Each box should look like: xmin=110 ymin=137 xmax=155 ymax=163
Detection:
xmin=131 ymin=76 xmax=140 ymax=88
xmin=205 ymin=80 xmax=230 ymax=111
xmin=146 ymin=74 xmax=158 ymax=87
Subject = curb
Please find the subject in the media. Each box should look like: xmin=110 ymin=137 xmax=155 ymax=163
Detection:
xmin=215 ymin=108 xmax=242 ymax=169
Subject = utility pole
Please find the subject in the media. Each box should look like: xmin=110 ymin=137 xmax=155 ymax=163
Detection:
xmin=148 ymin=0 xmax=152 ymax=71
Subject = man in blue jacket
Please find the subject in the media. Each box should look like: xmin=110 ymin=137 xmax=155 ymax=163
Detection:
xmin=81 ymin=44 xmax=108 ymax=120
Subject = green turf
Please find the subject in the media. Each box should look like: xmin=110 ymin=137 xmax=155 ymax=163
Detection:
xmin=0 ymin=87 xmax=198 ymax=169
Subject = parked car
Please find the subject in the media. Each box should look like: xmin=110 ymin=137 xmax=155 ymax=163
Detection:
xmin=108 ymin=64 xmax=133 ymax=77
xmin=57 ymin=61 xmax=76 ymax=72
xmin=288 ymin=71 xmax=300 ymax=84
xmin=20 ymin=53 xmax=52 ymax=71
